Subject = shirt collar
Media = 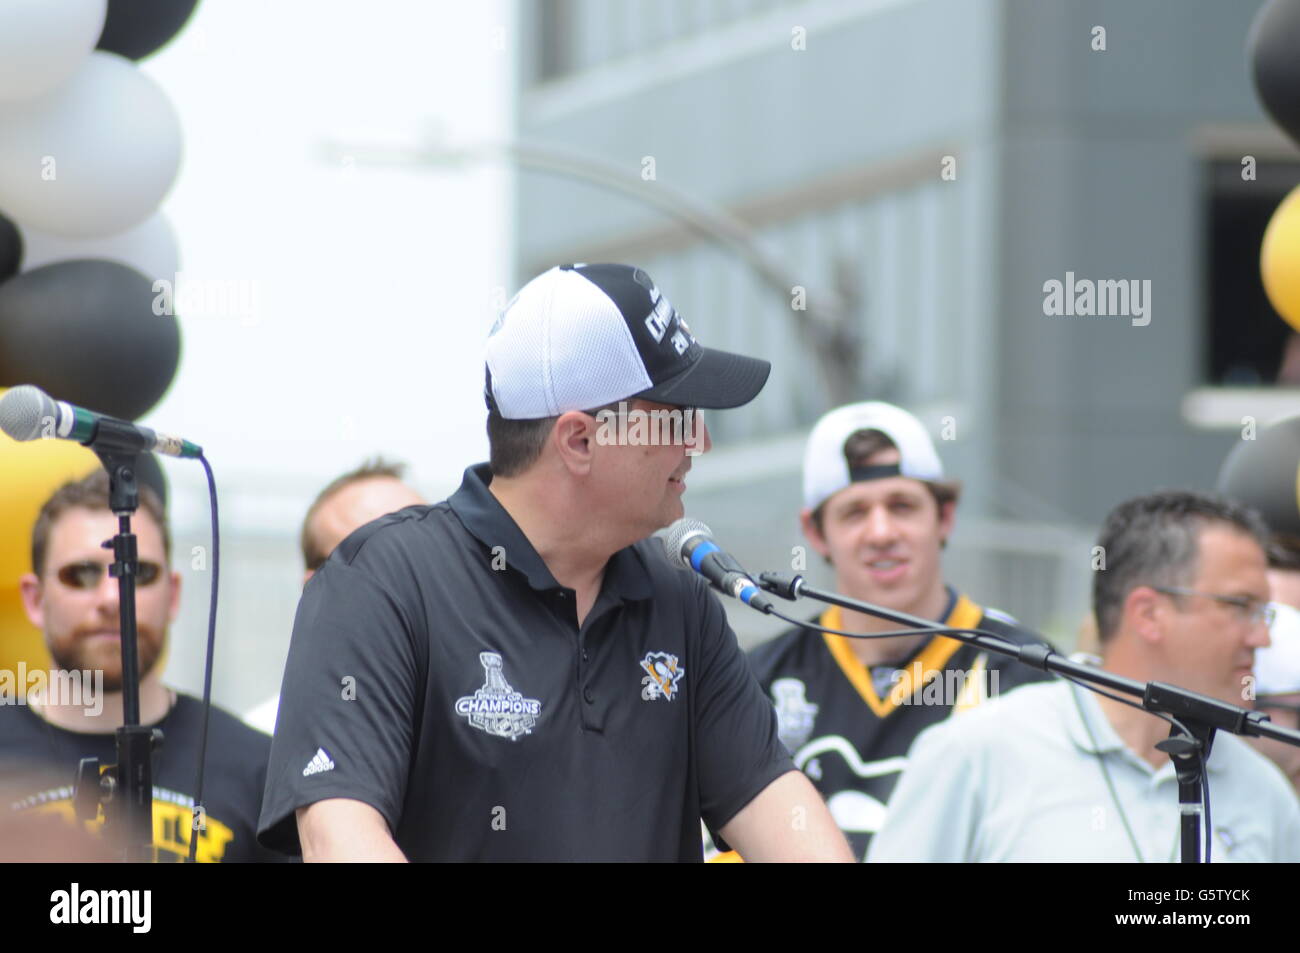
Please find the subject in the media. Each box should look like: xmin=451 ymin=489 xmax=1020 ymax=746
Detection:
xmin=447 ymin=463 xmax=653 ymax=603
xmin=1063 ymin=679 xmax=1128 ymax=757
xmin=1061 ymin=677 xmax=1227 ymax=776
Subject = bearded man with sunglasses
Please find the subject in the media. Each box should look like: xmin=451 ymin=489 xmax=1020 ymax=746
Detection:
xmin=0 ymin=469 xmax=279 ymax=862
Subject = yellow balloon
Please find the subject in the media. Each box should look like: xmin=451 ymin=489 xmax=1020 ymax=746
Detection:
xmin=1262 ymin=184 xmax=1300 ymax=332
xmin=0 ymin=586 xmax=51 ymax=700
xmin=0 ymin=387 xmax=101 ymax=585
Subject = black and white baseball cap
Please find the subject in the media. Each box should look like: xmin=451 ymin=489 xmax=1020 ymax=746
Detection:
xmin=803 ymin=401 xmax=946 ymax=511
xmin=485 ymin=263 xmax=771 ymax=419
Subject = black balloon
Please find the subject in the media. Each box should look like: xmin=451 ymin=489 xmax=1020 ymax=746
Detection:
xmin=96 ymin=0 xmax=200 ymax=61
xmin=1217 ymin=415 xmax=1300 ymax=541
xmin=0 ymin=212 xmax=20 ymax=282
xmin=0 ymin=260 xmax=180 ymax=421
xmin=1249 ymin=0 xmax=1300 ymax=149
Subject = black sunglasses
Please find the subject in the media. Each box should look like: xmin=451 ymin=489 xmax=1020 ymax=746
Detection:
xmin=56 ymin=560 xmax=163 ymax=589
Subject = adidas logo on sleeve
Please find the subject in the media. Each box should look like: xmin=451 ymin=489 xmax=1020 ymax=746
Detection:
xmin=302 ymin=748 xmax=335 ymax=777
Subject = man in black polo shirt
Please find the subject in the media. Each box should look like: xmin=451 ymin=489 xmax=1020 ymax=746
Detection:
xmin=257 ymin=263 xmax=852 ymax=862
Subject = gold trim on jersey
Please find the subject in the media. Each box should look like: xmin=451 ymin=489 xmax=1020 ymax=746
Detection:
xmin=820 ymin=596 xmax=984 ymax=718
xmin=952 ymin=652 xmax=992 ymax=713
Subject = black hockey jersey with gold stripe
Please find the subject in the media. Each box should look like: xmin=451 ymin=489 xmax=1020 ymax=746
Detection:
xmin=744 ymin=591 xmax=1055 ymax=859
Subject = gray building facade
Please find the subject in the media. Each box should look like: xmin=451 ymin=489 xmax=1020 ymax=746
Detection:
xmin=511 ymin=0 xmax=1298 ymax=642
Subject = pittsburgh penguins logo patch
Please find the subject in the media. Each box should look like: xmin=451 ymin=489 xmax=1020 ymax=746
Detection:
xmin=640 ymin=652 xmax=685 ymax=701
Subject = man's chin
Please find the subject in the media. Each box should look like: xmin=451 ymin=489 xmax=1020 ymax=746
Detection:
xmin=49 ymin=645 xmax=161 ymax=694
xmin=91 ymin=664 xmax=159 ymax=695
xmin=845 ymin=577 xmax=914 ymax=610
xmin=649 ymin=500 xmax=685 ymax=534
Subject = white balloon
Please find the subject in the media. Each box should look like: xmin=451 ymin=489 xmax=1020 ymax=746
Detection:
xmin=19 ymin=213 xmax=180 ymax=285
xmin=0 ymin=0 xmax=107 ymax=103
xmin=0 ymin=52 xmax=182 ymax=239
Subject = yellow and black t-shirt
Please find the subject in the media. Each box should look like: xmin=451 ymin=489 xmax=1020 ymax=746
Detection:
xmin=0 ymin=694 xmax=282 ymax=862
xmin=740 ymin=590 xmax=1055 ymax=859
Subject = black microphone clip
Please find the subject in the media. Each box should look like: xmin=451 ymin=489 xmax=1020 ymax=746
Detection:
xmin=758 ymin=572 xmax=805 ymax=601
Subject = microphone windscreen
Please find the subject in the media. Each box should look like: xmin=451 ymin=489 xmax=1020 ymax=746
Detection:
xmin=0 ymin=384 xmax=54 ymax=442
xmin=655 ymin=516 xmax=712 ymax=569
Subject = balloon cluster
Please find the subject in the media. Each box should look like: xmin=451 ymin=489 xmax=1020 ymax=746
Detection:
xmin=0 ymin=0 xmax=197 ymax=686
xmin=1249 ymin=0 xmax=1300 ymax=334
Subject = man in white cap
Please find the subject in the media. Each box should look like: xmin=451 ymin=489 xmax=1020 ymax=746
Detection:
xmin=1251 ymin=547 xmax=1300 ymax=795
xmin=739 ymin=401 xmax=1053 ymax=859
xmin=256 ymin=263 xmax=852 ymax=862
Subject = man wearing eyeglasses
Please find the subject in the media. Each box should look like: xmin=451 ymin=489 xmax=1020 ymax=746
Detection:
xmin=0 ymin=469 xmax=279 ymax=862
xmin=869 ymin=489 xmax=1300 ymax=862
xmin=257 ymin=263 xmax=853 ymax=862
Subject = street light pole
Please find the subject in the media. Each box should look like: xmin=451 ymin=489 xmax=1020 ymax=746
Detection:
xmin=321 ymin=134 xmax=865 ymax=406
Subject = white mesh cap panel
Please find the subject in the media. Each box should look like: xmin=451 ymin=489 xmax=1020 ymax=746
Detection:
xmin=547 ymin=275 xmax=652 ymax=413
xmin=486 ymin=268 xmax=652 ymax=419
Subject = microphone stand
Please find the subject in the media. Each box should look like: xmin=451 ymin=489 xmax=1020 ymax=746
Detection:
xmin=759 ymin=572 xmax=1300 ymax=864
xmin=72 ymin=421 xmax=163 ymax=863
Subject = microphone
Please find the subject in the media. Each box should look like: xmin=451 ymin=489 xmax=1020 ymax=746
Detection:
xmin=0 ymin=385 xmax=202 ymax=459
xmin=656 ymin=517 xmax=774 ymax=613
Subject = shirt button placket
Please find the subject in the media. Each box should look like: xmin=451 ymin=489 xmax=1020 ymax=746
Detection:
xmin=577 ymin=613 xmax=598 ymax=729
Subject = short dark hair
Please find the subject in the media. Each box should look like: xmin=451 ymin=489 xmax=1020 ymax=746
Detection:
xmin=31 ymin=469 xmax=170 ymax=577
xmin=810 ymin=428 xmax=962 ymax=534
xmin=486 ymin=407 xmax=559 ymax=479
xmin=301 ymin=457 xmax=410 ymax=570
xmin=1092 ymin=489 xmax=1271 ymax=643
xmin=1268 ymin=538 xmax=1300 ymax=571
xmin=486 ymin=400 xmax=624 ymax=479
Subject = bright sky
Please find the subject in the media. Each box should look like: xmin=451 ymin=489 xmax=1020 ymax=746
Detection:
xmin=141 ymin=0 xmax=513 ymax=532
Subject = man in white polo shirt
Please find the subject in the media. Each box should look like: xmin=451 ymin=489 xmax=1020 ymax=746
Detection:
xmin=869 ymin=489 xmax=1300 ymax=862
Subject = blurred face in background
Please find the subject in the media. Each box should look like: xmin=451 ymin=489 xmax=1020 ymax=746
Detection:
xmin=802 ymin=448 xmax=954 ymax=617
xmin=305 ymin=476 xmax=426 ymax=582
xmin=1249 ymin=568 xmax=1300 ymax=792
xmin=19 ymin=507 xmax=180 ymax=692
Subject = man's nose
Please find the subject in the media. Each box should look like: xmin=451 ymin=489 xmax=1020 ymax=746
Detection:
xmin=96 ymin=569 xmax=121 ymax=612
xmin=1247 ymin=615 xmax=1272 ymax=648
xmin=686 ymin=411 xmax=712 ymax=456
xmin=864 ymin=505 xmax=899 ymax=543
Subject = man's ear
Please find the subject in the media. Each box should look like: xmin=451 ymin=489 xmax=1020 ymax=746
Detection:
xmin=167 ymin=570 xmax=182 ymax=624
xmin=552 ymin=411 xmax=597 ymax=476
xmin=18 ymin=573 xmax=44 ymax=629
xmin=937 ymin=499 xmax=957 ymax=544
xmin=1125 ymin=586 xmax=1164 ymax=645
xmin=799 ymin=508 xmax=831 ymax=560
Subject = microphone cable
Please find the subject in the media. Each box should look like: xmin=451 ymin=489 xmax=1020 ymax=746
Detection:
xmin=185 ymin=452 xmax=220 ymax=863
